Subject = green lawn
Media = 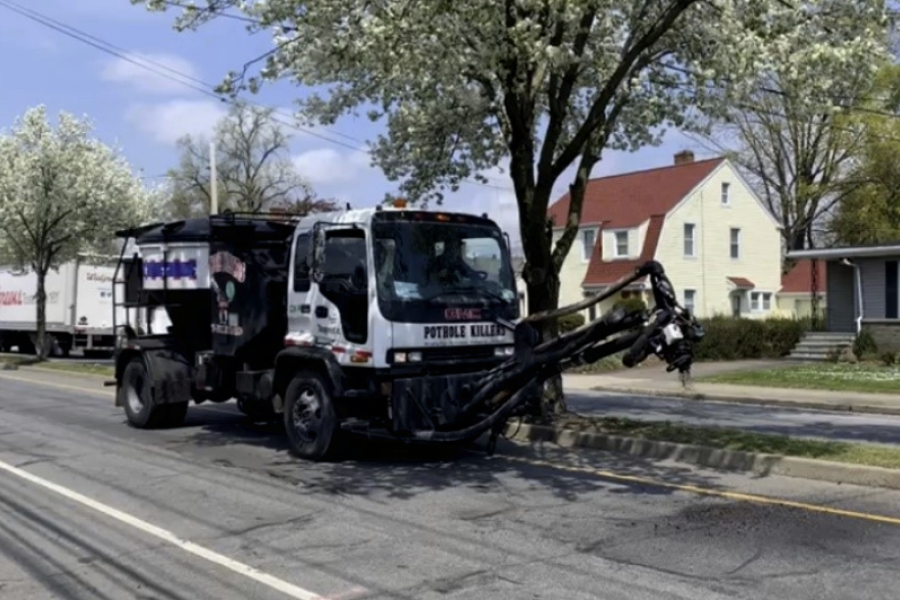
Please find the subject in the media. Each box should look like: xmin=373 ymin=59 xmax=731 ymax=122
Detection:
xmin=697 ymin=362 xmax=900 ymax=395
xmin=552 ymin=414 xmax=900 ymax=469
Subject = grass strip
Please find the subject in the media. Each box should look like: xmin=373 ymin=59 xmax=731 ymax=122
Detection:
xmin=548 ymin=414 xmax=900 ymax=470
xmin=697 ymin=363 xmax=900 ymax=395
xmin=0 ymin=355 xmax=114 ymax=377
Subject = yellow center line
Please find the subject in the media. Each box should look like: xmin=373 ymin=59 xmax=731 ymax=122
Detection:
xmin=5 ymin=371 xmax=900 ymax=526
xmin=498 ymin=454 xmax=900 ymax=526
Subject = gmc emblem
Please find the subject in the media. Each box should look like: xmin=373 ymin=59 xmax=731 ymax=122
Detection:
xmin=445 ymin=307 xmax=481 ymax=320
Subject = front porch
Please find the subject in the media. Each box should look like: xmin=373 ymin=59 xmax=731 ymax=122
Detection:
xmin=786 ymin=244 xmax=900 ymax=354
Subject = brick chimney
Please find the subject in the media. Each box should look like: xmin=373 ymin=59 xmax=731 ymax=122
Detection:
xmin=674 ymin=150 xmax=694 ymax=166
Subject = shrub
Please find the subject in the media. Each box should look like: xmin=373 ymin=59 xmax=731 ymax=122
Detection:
xmin=613 ymin=297 xmax=647 ymax=313
xmin=692 ymin=315 xmax=807 ymax=361
xmin=854 ymin=328 xmax=879 ymax=359
xmin=557 ymin=312 xmax=585 ymax=334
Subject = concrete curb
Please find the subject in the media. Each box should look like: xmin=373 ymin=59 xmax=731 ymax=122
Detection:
xmin=502 ymin=421 xmax=900 ymax=491
xmin=589 ymin=385 xmax=900 ymax=417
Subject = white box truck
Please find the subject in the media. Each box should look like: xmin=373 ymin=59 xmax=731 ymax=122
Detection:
xmin=0 ymin=256 xmax=148 ymax=357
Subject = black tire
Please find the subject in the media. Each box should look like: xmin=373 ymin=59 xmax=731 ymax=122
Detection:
xmin=283 ymin=370 xmax=341 ymax=461
xmin=119 ymin=356 xmax=188 ymax=429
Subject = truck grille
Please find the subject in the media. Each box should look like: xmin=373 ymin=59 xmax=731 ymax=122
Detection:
xmin=389 ymin=345 xmax=498 ymax=363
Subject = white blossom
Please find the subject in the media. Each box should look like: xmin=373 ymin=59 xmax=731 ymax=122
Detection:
xmin=0 ymin=105 xmax=158 ymax=356
xmin=0 ymin=105 xmax=156 ymax=267
xmin=137 ymin=0 xmax=889 ymax=206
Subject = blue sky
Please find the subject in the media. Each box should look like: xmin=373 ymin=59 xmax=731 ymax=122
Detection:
xmin=0 ymin=0 xmax=710 ymax=251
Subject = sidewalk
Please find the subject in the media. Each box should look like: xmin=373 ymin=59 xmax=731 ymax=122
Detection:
xmin=564 ymin=365 xmax=900 ymax=416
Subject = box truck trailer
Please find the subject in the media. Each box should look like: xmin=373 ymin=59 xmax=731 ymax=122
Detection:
xmin=0 ymin=256 xmax=153 ymax=357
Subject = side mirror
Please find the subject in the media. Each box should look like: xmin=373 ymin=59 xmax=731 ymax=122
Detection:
xmin=310 ymin=226 xmax=326 ymax=283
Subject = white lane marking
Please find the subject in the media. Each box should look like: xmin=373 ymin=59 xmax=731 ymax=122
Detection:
xmin=0 ymin=456 xmax=336 ymax=600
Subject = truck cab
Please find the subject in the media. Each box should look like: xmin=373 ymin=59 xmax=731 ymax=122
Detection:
xmin=285 ymin=203 xmax=519 ymax=377
xmin=272 ymin=204 xmax=524 ymax=458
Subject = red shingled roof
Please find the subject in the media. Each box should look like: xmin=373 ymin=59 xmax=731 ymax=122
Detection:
xmin=781 ymin=259 xmax=827 ymax=293
xmin=548 ymin=156 xmax=725 ymax=286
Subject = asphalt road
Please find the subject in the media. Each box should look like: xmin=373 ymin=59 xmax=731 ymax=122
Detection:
xmin=2 ymin=369 xmax=900 ymax=599
xmin=566 ymin=390 xmax=900 ymax=446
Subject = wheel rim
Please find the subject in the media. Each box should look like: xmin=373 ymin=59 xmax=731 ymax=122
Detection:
xmin=125 ymin=369 xmax=147 ymax=415
xmin=291 ymin=387 xmax=322 ymax=444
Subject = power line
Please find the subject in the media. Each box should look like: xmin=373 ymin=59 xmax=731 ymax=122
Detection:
xmin=0 ymin=1 xmax=364 ymax=144
xmin=156 ymin=0 xmax=258 ymax=25
xmin=6 ymin=0 xmax=900 ymax=194
xmin=0 ymin=0 xmax=512 ymax=193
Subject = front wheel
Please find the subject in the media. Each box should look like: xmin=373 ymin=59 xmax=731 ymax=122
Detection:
xmin=283 ymin=370 xmax=341 ymax=461
xmin=119 ymin=356 xmax=188 ymax=429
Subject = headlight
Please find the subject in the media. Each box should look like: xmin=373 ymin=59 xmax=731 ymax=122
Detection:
xmin=494 ymin=346 xmax=515 ymax=357
xmin=393 ymin=351 xmax=423 ymax=362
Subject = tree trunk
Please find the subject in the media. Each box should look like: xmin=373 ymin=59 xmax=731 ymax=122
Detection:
xmin=522 ymin=239 xmax=566 ymax=420
xmin=35 ymin=268 xmax=48 ymax=361
xmin=788 ymin=228 xmax=806 ymax=251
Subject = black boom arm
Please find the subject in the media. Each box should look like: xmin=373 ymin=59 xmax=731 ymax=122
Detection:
xmin=412 ymin=260 xmax=706 ymax=447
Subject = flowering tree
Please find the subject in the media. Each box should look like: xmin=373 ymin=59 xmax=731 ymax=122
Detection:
xmin=0 ymin=105 xmax=157 ymax=359
xmin=139 ymin=0 xmax=887 ymax=411
xmin=690 ymin=51 xmax=893 ymax=257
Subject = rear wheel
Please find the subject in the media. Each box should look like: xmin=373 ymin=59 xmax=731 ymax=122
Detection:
xmin=283 ymin=370 xmax=341 ymax=461
xmin=119 ymin=356 xmax=188 ymax=429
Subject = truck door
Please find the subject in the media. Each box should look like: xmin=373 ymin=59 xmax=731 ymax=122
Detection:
xmin=310 ymin=225 xmax=370 ymax=345
xmin=287 ymin=231 xmax=314 ymax=340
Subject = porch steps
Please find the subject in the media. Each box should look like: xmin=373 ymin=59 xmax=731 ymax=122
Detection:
xmin=787 ymin=331 xmax=856 ymax=361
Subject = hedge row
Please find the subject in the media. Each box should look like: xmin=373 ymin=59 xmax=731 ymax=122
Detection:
xmin=692 ymin=315 xmax=808 ymax=361
xmin=556 ymin=311 xmax=809 ymax=361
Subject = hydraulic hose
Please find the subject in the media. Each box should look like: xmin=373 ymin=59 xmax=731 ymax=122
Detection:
xmin=409 ymin=376 xmax=541 ymax=443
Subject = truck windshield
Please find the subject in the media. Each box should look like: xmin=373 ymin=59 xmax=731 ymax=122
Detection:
xmin=372 ymin=218 xmax=519 ymax=323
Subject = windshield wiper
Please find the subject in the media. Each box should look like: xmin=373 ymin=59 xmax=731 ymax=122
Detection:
xmin=421 ymin=284 xmax=508 ymax=304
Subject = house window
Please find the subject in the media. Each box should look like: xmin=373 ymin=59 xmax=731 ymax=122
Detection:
xmin=721 ymin=182 xmax=731 ymax=205
xmin=684 ymin=289 xmax=696 ymax=313
xmin=730 ymin=228 xmax=740 ymax=259
xmin=750 ymin=292 xmax=772 ymax=312
xmin=581 ymin=229 xmax=595 ymax=262
xmin=615 ymin=231 xmax=628 ymax=257
xmin=683 ymin=223 xmax=696 ymax=257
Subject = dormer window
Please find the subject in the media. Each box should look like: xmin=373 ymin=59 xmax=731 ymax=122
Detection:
xmin=581 ymin=229 xmax=595 ymax=261
xmin=614 ymin=231 xmax=628 ymax=257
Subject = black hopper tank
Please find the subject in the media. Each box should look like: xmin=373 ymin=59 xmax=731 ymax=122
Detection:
xmin=122 ymin=214 xmax=296 ymax=368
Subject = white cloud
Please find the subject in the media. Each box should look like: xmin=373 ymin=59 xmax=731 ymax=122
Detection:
xmin=101 ymin=52 xmax=200 ymax=95
xmin=125 ymin=99 xmax=227 ymax=145
xmin=292 ymin=148 xmax=372 ymax=185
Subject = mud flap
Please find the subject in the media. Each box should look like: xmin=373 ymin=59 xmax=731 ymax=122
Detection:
xmin=141 ymin=348 xmax=194 ymax=405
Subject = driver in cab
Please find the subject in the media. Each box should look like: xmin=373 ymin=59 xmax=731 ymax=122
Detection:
xmin=430 ymin=241 xmax=479 ymax=284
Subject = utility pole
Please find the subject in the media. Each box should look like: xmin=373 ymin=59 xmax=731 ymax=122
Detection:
xmin=209 ymin=141 xmax=218 ymax=215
